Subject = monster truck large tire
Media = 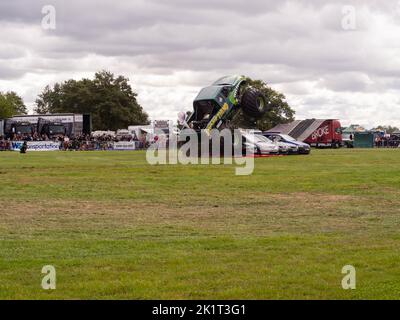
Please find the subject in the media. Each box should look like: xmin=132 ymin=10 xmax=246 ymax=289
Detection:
xmin=241 ymin=88 xmax=268 ymax=118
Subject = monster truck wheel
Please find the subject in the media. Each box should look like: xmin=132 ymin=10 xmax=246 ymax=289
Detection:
xmin=241 ymin=88 xmax=268 ymax=118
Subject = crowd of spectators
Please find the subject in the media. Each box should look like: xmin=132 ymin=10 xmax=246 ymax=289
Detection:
xmin=8 ymin=132 xmax=52 ymax=141
xmin=59 ymin=134 xmax=116 ymax=151
xmin=3 ymin=131 xmax=398 ymax=151
xmin=0 ymin=132 xmax=149 ymax=151
xmin=0 ymin=137 xmax=11 ymax=151
xmin=375 ymin=135 xmax=400 ymax=148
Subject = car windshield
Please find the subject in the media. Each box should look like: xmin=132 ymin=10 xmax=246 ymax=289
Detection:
xmin=213 ymin=76 xmax=238 ymax=86
xmin=280 ymin=134 xmax=296 ymax=141
xmin=246 ymin=134 xmax=271 ymax=144
xmin=261 ymin=136 xmax=274 ymax=143
xmin=258 ymin=135 xmax=273 ymax=143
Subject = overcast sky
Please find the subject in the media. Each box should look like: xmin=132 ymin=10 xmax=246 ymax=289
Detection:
xmin=1 ymin=0 xmax=400 ymax=128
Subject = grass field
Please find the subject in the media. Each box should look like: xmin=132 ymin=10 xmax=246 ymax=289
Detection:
xmin=1 ymin=149 xmax=400 ymax=299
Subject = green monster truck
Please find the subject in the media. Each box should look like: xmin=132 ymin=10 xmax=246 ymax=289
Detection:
xmin=185 ymin=75 xmax=270 ymax=133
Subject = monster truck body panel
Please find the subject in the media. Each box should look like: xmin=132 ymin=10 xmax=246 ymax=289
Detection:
xmin=190 ymin=75 xmax=246 ymax=132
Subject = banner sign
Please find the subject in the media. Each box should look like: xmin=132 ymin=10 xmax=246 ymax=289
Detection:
xmin=154 ymin=120 xmax=170 ymax=129
xmin=112 ymin=141 xmax=136 ymax=150
xmin=11 ymin=141 xmax=61 ymax=152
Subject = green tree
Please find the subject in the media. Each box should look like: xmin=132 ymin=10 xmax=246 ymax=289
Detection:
xmin=35 ymin=71 xmax=150 ymax=130
xmin=374 ymin=125 xmax=399 ymax=134
xmin=250 ymin=78 xmax=295 ymax=131
xmin=0 ymin=91 xmax=27 ymax=119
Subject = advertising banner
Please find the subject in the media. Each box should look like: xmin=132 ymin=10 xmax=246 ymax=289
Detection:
xmin=11 ymin=141 xmax=61 ymax=152
xmin=112 ymin=141 xmax=136 ymax=151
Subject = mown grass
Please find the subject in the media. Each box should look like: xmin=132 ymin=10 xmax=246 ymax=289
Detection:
xmin=0 ymin=149 xmax=400 ymax=299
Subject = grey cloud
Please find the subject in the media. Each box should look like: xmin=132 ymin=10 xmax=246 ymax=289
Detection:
xmin=319 ymin=72 xmax=374 ymax=92
xmin=1 ymin=0 xmax=400 ymax=125
xmin=0 ymin=62 xmax=27 ymax=79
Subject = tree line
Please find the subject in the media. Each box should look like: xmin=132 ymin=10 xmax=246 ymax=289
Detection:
xmin=1 ymin=71 xmax=297 ymax=131
xmin=0 ymin=92 xmax=27 ymax=119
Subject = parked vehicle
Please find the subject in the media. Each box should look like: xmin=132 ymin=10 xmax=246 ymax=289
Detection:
xmin=262 ymin=134 xmax=296 ymax=154
xmin=246 ymin=129 xmax=293 ymax=154
xmin=267 ymin=119 xmax=342 ymax=148
xmin=241 ymin=132 xmax=279 ymax=155
xmin=263 ymin=133 xmax=311 ymax=154
xmin=304 ymin=119 xmax=342 ymax=148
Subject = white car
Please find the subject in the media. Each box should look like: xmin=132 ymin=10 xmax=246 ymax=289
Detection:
xmin=266 ymin=135 xmax=299 ymax=154
xmin=261 ymin=135 xmax=296 ymax=154
xmin=263 ymin=133 xmax=311 ymax=154
xmin=242 ymin=132 xmax=279 ymax=155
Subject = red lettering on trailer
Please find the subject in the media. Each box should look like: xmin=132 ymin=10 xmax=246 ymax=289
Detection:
xmin=312 ymin=125 xmax=329 ymax=140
